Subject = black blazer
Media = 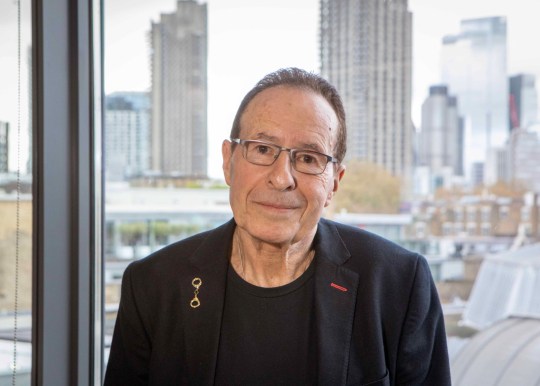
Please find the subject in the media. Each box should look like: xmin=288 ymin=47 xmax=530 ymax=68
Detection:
xmin=104 ymin=218 xmax=451 ymax=386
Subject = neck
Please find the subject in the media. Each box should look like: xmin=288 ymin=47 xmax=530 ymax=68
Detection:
xmin=231 ymin=228 xmax=315 ymax=287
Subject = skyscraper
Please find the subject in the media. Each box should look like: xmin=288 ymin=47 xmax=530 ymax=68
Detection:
xmin=150 ymin=0 xmax=208 ymax=178
xmin=509 ymin=74 xmax=538 ymax=130
xmin=507 ymin=128 xmax=540 ymax=192
xmin=417 ymin=85 xmax=464 ymax=177
xmin=320 ymin=0 xmax=413 ymax=179
xmin=105 ymin=92 xmax=150 ymax=181
xmin=441 ymin=17 xmax=508 ymax=181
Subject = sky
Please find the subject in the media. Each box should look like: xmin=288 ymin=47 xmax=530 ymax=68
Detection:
xmin=1 ymin=0 xmax=540 ymax=177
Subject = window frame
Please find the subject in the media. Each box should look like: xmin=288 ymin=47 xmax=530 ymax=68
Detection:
xmin=32 ymin=0 xmax=103 ymax=384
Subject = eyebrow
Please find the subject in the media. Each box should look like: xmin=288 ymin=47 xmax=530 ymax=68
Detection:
xmin=251 ymin=132 xmax=327 ymax=153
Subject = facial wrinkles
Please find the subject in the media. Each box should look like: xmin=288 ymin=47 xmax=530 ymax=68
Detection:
xmin=243 ymin=91 xmax=337 ymax=155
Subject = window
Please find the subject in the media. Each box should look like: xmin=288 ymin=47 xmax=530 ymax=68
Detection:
xmin=521 ymin=206 xmax=531 ymax=222
xmin=481 ymin=205 xmax=491 ymax=222
xmin=467 ymin=222 xmax=477 ymax=236
xmin=442 ymin=222 xmax=453 ymax=236
xmin=101 ymin=1 xmax=540 ymax=380
xmin=499 ymin=206 xmax=509 ymax=220
xmin=481 ymin=222 xmax=491 ymax=236
xmin=8 ymin=0 xmax=537 ymax=384
xmin=467 ymin=206 xmax=477 ymax=222
xmin=454 ymin=207 xmax=464 ymax=222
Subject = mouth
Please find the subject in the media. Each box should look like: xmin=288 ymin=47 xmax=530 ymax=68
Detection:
xmin=255 ymin=201 xmax=298 ymax=211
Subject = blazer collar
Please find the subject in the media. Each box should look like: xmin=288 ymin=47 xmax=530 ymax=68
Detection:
xmin=181 ymin=218 xmax=358 ymax=385
xmin=181 ymin=219 xmax=235 ymax=385
xmin=313 ymin=219 xmax=359 ymax=385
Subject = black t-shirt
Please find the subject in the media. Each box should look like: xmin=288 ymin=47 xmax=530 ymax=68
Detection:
xmin=215 ymin=260 xmax=317 ymax=385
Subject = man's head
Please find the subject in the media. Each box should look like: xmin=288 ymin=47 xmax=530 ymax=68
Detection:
xmin=230 ymin=67 xmax=347 ymax=163
xmin=222 ymin=68 xmax=347 ymax=246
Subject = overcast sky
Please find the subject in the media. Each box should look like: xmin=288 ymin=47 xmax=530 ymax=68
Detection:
xmin=1 ymin=0 xmax=539 ymax=177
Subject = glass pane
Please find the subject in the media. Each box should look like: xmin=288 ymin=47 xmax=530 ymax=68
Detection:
xmin=102 ymin=0 xmax=540 ymax=383
xmin=0 ymin=0 xmax=33 ymax=384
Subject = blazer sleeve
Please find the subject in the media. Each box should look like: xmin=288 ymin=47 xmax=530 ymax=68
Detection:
xmin=104 ymin=263 xmax=151 ymax=386
xmin=395 ymin=255 xmax=451 ymax=386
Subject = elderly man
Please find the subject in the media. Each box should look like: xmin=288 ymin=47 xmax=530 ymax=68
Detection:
xmin=104 ymin=68 xmax=451 ymax=385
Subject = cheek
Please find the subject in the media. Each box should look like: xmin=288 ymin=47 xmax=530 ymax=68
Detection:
xmin=305 ymin=177 xmax=333 ymax=209
xmin=229 ymin=168 xmax=257 ymax=205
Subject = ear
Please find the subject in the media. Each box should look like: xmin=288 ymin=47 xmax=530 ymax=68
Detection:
xmin=325 ymin=164 xmax=345 ymax=207
xmin=222 ymin=140 xmax=233 ymax=186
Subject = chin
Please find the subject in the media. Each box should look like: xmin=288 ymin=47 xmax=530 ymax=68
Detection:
xmin=246 ymin=224 xmax=299 ymax=245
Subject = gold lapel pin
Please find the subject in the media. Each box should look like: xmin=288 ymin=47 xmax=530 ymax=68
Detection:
xmin=190 ymin=277 xmax=202 ymax=308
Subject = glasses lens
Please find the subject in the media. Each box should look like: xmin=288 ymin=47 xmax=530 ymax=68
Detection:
xmin=239 ymin=140 xmax=330 ymax=175
xmin=293 ymin=150 xmax=327 ymax=174
xmin=244 ymin=141 xmax=278 ymax=165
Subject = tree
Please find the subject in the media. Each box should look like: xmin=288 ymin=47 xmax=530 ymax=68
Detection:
xmin=118 ymin=222 xmax=148 ymax=259
xmin=332 ymin=160 xmax=401 ymax=214
xmin=150 ymin=222 xmax=201 ymax=247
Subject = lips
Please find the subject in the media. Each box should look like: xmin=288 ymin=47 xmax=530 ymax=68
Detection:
xmin=249 ymin=191 xmax=305 ymax=213
xmin=251 ymin=195 xmax=302 ymax=211
xmin=256 ymin=201 xmax=297 ymax=210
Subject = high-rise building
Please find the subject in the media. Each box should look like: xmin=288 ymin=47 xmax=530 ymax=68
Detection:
xmin=320 ymin=0 xmax=413 ymax=179
xmin=507 ymin=128 xmax=540 ymax=192
xmin=417 ymin=85 xmax=463 ymax=177
xmin=0 ymin=121 xmax=8 ymax=173
xmin=441 ymin=16 xmax=508 ymax=181
xmin=150 ymin=0 xmax=208 ymax=178
xmin=485 ymin=146 xmax=509 ymax=186
xmin=509 ymin=74 xmax=538 ymax=130
xmin=105 ymin=92 xmax=150 ymax=181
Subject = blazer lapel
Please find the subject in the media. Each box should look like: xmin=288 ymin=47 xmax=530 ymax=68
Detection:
xmin=314 ymin=219 xmax=359 ymax=386
xmin=180 ymin=220 xmax=235 ymax=385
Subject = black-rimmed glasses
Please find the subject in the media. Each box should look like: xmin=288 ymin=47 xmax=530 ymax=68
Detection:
xmin=230 ymin=138 xmax=338 ymax=175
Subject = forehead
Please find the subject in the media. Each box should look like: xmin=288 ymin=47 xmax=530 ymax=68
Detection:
xmin=239 ymin=86 xmax=339 ymax=146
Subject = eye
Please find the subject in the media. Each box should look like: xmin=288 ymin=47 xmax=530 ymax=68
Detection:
xmin=296 ymin=152 xmax=317 ymax=164
xmin=254 ymin=144 xmax=272 ymax=155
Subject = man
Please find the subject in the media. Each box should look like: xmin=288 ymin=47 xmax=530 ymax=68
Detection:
xmin=104 ymin=68 xmax=451 ymax=385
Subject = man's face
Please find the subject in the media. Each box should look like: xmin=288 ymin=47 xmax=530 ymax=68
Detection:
xmin=222 ymin=86 xmax=345 ymax=246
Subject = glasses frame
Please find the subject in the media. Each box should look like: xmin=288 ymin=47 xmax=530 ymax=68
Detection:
xmin=230 ymin=138 xmax=338 ymax=175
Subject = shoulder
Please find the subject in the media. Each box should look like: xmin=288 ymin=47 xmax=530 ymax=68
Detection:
xmin=126 ymin=220 xmax=234 ymax=279
xmin=323 ymin=218 xmax=421 ymax=261
xmin=321 ymin=218 xmax=426 ymax=279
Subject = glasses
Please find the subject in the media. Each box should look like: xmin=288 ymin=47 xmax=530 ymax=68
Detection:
xmin=230 ymin=138 xmax=338 ymax=175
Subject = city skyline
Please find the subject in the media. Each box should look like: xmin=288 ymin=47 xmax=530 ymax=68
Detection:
xmin=441 ymin=16 xmax=508 ymax=182
xmin=85 ymin=0 xmax=540 ymax=178
xmin=1 ymin=0 xmax=540 ymax=178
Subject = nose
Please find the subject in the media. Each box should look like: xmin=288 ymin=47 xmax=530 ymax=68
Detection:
xmin=267 ymin=150 xmax=296 ymax=191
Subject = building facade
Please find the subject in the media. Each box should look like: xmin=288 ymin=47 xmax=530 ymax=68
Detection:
xmin=320 ymin=0 xmax=413 ymax=181
xmin=485 ymin=146 xmax=509 ymax=186
xmin=441 ymin=17 xmax=508 ymax=181
xmin=150 ymin=0 xmax=208 ymax=178
xmin=105 ymin=92 xmax=150 ymax=181
xmin=509 ymin=73 xmax=538 ymax=130
xmin=507 ymin=128 xmax=540 ymax=192
xmin=417 ymin=85 xmax=464 ymax=190
xmin=410 ymin=192 xmax=540 ymax=253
